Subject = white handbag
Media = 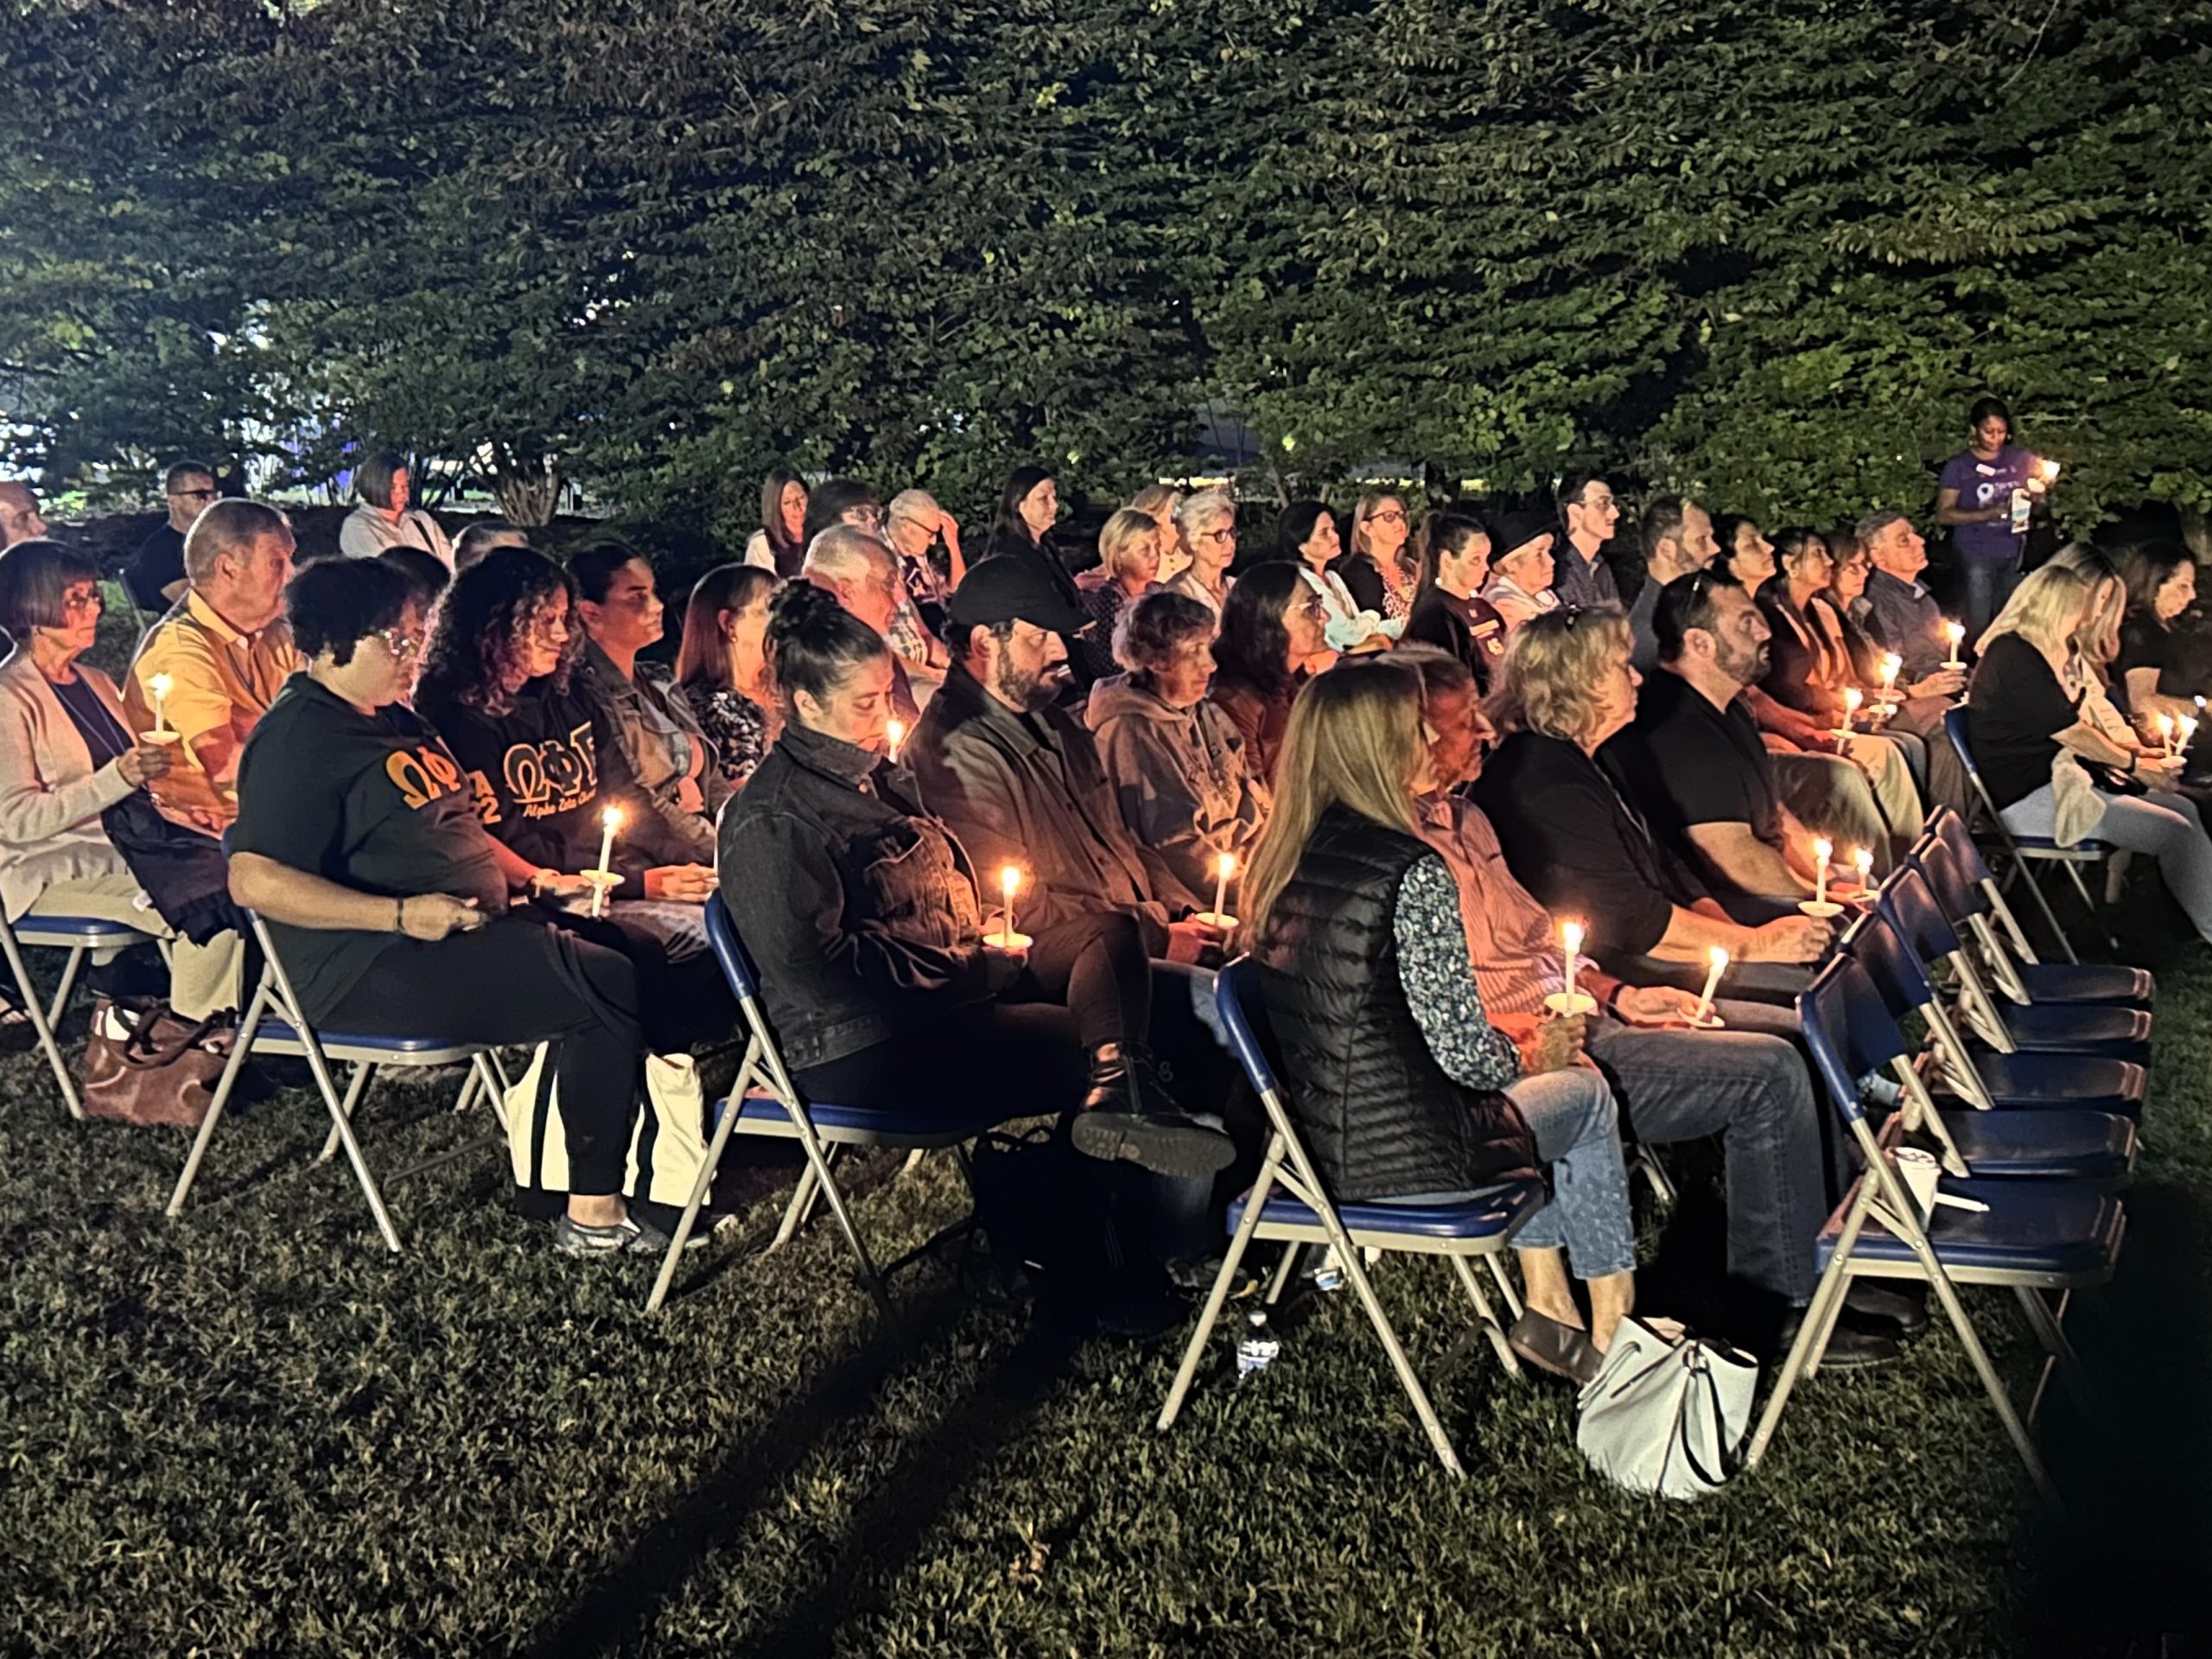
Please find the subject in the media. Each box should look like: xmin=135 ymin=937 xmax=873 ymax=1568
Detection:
xmin=1576 ymin=1316 xmax=1758 ymax=1499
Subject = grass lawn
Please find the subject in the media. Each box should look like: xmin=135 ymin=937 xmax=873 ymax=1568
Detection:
xmin=3 ymin=912 xmax=2209 ymax=1656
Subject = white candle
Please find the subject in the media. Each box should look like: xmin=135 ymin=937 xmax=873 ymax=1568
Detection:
xmin=2158 ymin=714 xmax=2177 ymax=759
xmin=1879 ymin=654 xmax=1900 ymax=699
xmin=149 ymin=672 xmax=173 ymax=736
xmin=1692 ymin=946 xmax=1728 ymax=1025
xmin=1837 ymin=687 xmax=1861 ymax=750
xmin=1561 ymin=920 xmax=1584 ymax=1007
xmin=1944 ymin=621 xmax=1966 ymax=670
xmin=1814 ymin=837 xmax=1832 ymax=907
xmin=592 ymin=806 xmax=620 ymax=917
xmin=886 ymin=718 xmax=906 ymax=762
xmin=2042 ymin=459 xmax=2062 ymax=482
xmin=998 ymin=865 xmax=1021 ymax=948
xmin=2183 ymin=715 xmax=2199 ymax=755
xmin=1211 ymin=850 xmax=1236 ymax=924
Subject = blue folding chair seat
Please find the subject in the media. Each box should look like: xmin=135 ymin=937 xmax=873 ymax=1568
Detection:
xmin=721 ymin=1090 xmax=1003 ymax=1145
xmin=1986 ymin=1001 xmax=2151 ymax=1058
xmin=241 ymin=1015 xmax=488 ymax=1063
xmin=1941 ymin=1052 xmax=2147 ymax=1117
xmin=1932 ymin=1111 xmax=2135 ymax=1185
xmin=2014 ymin=962 xmax=2155 ymax=1007
xmin=1815 ymin=1177 xmax=2124 ymax=1281
xmin=1226 ymin=1181 xmax=1542 ymax=1244
xmin=0 ymin=910 xmax=162 ymax=1119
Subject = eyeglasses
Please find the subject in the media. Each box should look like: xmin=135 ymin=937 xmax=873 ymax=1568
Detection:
xmin=1195 ymin=526 xmax=1236 ymax=546
xmin=1369 ymin=510 xmax=1408 ymax=526
xmin=60 ymin=588 xmax=103 ymax=613
xmin=168 ymin=487 xmax=218 ymax=503
xmin=378 ymin=627 xmax=427 ymax=663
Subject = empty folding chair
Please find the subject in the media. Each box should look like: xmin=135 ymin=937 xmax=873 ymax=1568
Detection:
xmin=0 ymin=907 xmax=156 ymax=1119
xmin=1741 ymin=955 xmax=2126 ymax=1502
xmin=1880 ymin=866 xmax=2150 ymax=1064
xmin=1842 ymin=907 xmax=2147 ymax=1121
xmin=167 ymin=906 xmax=510 ymax=1253
xmin=645 ymin=893 xmax=1014 ymax=1315
xmin=1943 ymin=708 xmax=2116 ymax=962
xmin=1157 ymin=959 xmax=1541 ymax=1479
xmin=1919 ymin=807 xmax=2154 ymax=1009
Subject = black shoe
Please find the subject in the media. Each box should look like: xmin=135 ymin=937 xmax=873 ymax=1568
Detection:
xmin=1844 ymin=1281 xmax=1929 ymax=1338
xmin=1073 ymin=1041 xmax=1236 ymax=1179
xmin=1775 ymin=1306 xmax=1904 ymax=1370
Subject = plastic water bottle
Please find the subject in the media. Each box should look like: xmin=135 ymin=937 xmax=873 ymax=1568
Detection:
xmin=1236 ymin=1311 xmax=1281 ymax=1379
xmin=1312 ymin=1249 xmax=1345 ymax=1293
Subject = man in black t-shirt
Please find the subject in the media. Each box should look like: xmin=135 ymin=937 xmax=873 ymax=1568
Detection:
xmin=1609 ymin=572 xmax=1840 ymax=916
xmin=125 ymin=461 xmax=220 ymax=613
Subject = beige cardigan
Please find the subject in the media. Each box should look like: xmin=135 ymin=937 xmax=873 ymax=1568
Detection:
xmin=0 ymin=650 xmax=140 ymax=920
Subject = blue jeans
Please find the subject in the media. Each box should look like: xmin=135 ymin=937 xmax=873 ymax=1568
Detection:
xmin=1380 ymin=1067 xmax=1635 ymax=1283
xmin=1586 ymin=1007 xmax=1827 ymax=1305
xmin=2002 ymin=779 xmax=2212 ymax=944
xmin=1960 ymin=557 xmax=2020 ymax=643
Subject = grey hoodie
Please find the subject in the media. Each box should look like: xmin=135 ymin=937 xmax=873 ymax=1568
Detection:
xmin=1084 ymin=674 xmax=1267 ymax=914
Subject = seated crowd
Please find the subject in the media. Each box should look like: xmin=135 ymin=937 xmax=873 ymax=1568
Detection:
xmin=0 ymin=422 xmax=2194 ymax=1382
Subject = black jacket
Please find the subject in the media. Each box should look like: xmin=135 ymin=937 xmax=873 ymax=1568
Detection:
xmin=717 ymin=721 xmax=1001 ymax=1071
xmin=1252 ymin=807 xmax=1538 ymax=1202
xmin=908 ymin=663 xmax=1178 ymax=948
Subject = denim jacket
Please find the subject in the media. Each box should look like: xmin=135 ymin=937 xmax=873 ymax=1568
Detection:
xmin=717 ymin=721 xmax=996 ymax=1070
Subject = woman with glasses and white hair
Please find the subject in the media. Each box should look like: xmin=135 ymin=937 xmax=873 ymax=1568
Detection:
xmin=1969 ymin=554 xmax=2212 ymax=942
xmin=339 ymin=449 xmax=454 ymax=568
xmin=1163 ymin=489 xmax=1237 ymax=616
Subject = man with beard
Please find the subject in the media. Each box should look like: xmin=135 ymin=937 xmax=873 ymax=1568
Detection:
xmin=907 ymin=556 xmax=1234 ymax=1168
xmin=1611 ymin=570 xmax=1850 ymax=915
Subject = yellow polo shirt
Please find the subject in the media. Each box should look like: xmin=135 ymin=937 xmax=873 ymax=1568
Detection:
xmin=124 ymin=591 xmax=303 ymax=831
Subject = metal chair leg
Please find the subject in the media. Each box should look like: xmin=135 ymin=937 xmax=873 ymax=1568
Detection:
xmin=1484 ymin=1254 xmax=1522 ymax=1320
xmin=44 ymin=944 xmax=86 ymax=1029
xmin=168 ymin=981 xmax=271 ymax=1216
xmin=1263 ymin=1242 xmax=1306 ymax=1306
xmin=1 ymin=926 xmax=84 ymax=1120
xmin=315 ymin=1064 xmax=378 ymax=1165
xmin=2007 ymin=859 xmax=2080 ymax=963
xmin=1448 ymin=1254 xmax=1522 ymax=1380
xmin=1159 ymin=1142 xmax=1283 ymax=1433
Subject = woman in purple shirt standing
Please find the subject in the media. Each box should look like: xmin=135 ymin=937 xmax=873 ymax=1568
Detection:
xmin=1936 ymin=395 xmax=2050 ymax=639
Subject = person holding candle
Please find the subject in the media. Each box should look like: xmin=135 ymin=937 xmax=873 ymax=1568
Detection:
xmin=1084 ymin=592 xmax=1267 ymax=918
xmin=1402 ymin=645 xmax=1897 ymax=1362
xmin=229 ymin=557 xmax=671 ymax=1256
xmin=1970 ymin=559 xmax=2212 ymax=943
xmin=721 ymin=582 xmax=1232 ymax=1176
xmin=1936 ymin=397 xmax=2046 ymax=639
xmin=2113 ymin=543 xmax=2202 ymax=741
xmin=415 ymin=549 xmax=719 ymax=957
xmin=0 ymin=539 xmax=243 ymax=1023
xmin=1615 ymin=571 xmax=1898 ymax=906
xmin=1241 ymin=658 xmax=1637 ymax=1383
xmin=1853 ymin=511 xmax=1967 ymax=688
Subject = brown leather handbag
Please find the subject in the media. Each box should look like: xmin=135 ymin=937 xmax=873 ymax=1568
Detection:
xmin=79 ymin=999 xmax=227 ymax=1128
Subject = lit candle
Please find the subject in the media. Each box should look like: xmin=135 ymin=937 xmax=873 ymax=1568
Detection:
xmin=2158 ymin=713 xmax=2177 ymax=759
xmin=997 ymin=865 xmax=1021 ymax=949
xmin=1211 ymin=850 xmax=1236 ymax=925
xmin=1692 ymin=946 xmax=1729 ymax=1026
xmin=1814 ymin=837 xmax=1833 ymax=908
xmin=1837 ymin=686 xmax=1861 ymax=749
xmin=1561 ymin=920 xmax=1584 ymax=1008
xmin=1944 ymin=621 xmax=1966 ymax=670
xmin=886 ymin=718 xmax=905 ymax=761
xmin=149 ymin=672 xmax=173 ymax=736
xmin=2184 ymin=715 xmax=2201 ymax=757
xmin=1853 ymin=846 xmax=1874 ymax=893
xmin=2042 ymin=459 xmax=2062 ymax=482
xmin=591 ymin=805 xmax=620 ymax=917
xmin=1879 ymin=654 xmax=1900 ymax=700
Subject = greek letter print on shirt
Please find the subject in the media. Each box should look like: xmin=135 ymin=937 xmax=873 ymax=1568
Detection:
xmin=386 ymin=743 xmax=466 ymax=810
xmin=474 ymin=720 xmax=600 ymax=825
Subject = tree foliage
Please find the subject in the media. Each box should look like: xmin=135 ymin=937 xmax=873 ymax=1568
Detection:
xmin=1 ymin=0 xmax=2209 ymax=537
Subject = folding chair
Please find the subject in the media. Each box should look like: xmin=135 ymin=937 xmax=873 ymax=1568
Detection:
xmin=1834 ymin=912 xmax=2135 ymax=1185
xmin=167 ymin=907 xmax=510 ymax=1253
xmin=0 ymin=907 xmax=157 ymax=1119
xmin=1943 ymin=708 xmax=2116 ymax=962
xmin=645 ymin=893 xmax=1012 ymax=1315
xmin=1842 ymin=906 xmax=2146 ymax=1120
xmin=1741 ymin=955 xmax=2126 ymax=1503
xmin=1157 ymin=958 xmax=1541 ymax=1478
xmin=1878 ymin=866 xmax=2151 ymax=1064
xmin=1918 ymin=808 xmax=2155 ymax=1009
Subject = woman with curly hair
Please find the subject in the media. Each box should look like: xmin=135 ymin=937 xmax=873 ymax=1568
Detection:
xmin=415 ymin=549 xmax=715 ymax=943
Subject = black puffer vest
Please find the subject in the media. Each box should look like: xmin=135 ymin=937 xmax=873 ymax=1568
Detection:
xmin=1253 ymin=806 xmax=1539 ymax=1203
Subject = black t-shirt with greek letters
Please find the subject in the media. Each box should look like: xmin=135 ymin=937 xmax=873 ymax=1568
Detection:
xmin=232 ymin=674 xmax=507 ymax=1021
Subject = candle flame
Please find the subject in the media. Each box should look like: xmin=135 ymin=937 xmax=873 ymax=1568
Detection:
xmin=601 ymin=806 xmax=622 ymax=830
xmin=2158 ymin=714 xmax=2175 ymax=737
xmin=1560 ymin=920 xmax=1585 ymax=954
xmin=2043 ymin=459 xmax=2062 ymax=481
xmin=1881 ymin=652 xmax=1900 ymax=676
xmin=886 ymin=718 xmax=905 ymax=755
xmin=1709 ymin=945 xmax=1730 ymax=969
xmin=1814 ymin=837 xmax=1833 ymax=862
xmin=1217 ymin=850 xmax=1236 ymax=879
xmin=149 ymin=672 xmax=173 ymax=697
xmin=1000 ymin=865 xmax=1021 ymax=899
xmin=1947 ymin=622 xmax=1965 ymax=643
xmin=1844 ymin=688 xmax=1862 ymax=713
xmin=2184 ymin=716 xmax=2200 ymax=741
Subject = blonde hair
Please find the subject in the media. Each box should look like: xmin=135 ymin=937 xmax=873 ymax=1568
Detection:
xmin=1129 ymin=483 xmax=1183 ymax=524
xmin=1241 ymin=660 xmax=1427 ymax=943
xmin=1489 ymin=607 xmax=1634 ymax=745
xmin=1978 ymin=560 xmax=2107 ymax=658
xmin=1097 ymin=507 xmax=1162 ymax=580
xmin=1351 ymin=491 xmax=1416 ymax=586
